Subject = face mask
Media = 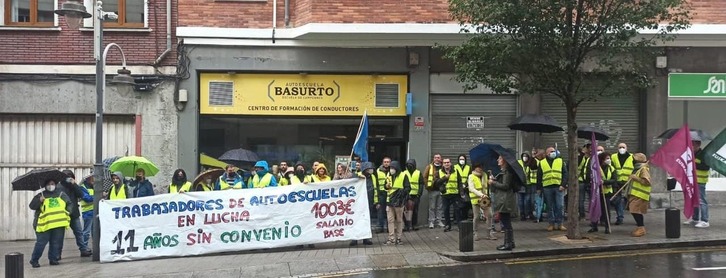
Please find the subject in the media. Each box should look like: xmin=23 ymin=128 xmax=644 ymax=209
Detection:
xmin=296 ymin=169 xmax=305 ymax=175
xmin=46 ymin=185 xmax=56 ymax=192
xmin=389 ymin=169 xmax=397 ymax=175
xmin=549 ymin=152 xmax=557 ymax=159
xmin=523 ymin=157 xmax=528 ymax=162
xmin=366 ymin=169 xmax=374 ymax=175
xmin=257 ymin=170 xmax=265 ymax=176
xmin=619 ymin=148 xmax=627 ymax=155
xmin=604 ymin=159 xmax=612 ymax=165
xmin=65 ymin=177 xmax=73 ymax=183
xmin=135 ymin=176 xmax=143 ymax=181
xmin=459 ymin=160 xmax=466 ymax=165
xmin=406 ymin=165 xmax=415 ymax=171
xmin=597 ymin=151 xmax=603 ymax=155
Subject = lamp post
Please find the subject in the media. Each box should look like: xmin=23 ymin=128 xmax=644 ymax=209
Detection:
xmin=56 ymin=1 xmax=136 ymax=262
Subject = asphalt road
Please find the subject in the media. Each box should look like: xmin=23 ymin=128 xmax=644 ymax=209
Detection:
xmin=340 ymin=247 xmax=726 ymax=278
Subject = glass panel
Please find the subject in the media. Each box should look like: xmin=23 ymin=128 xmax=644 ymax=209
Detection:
xmin=125 ymin=0 xmax=144 ymax=23
xmin=10 ymin=0 xmax=31 ymax=23
xmin=103 ymin=0 xmax=120 ymax=24
xmin=37 ymin=0 xmax=55 ymax=22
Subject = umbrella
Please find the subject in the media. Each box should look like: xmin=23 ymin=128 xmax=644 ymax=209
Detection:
xmin=192 ymin=169 xmax=224 ymax=191
xmin=495 ymin=148 xmax=527 ymax=184
xmin=469 ymin=143 xmax=506 ymax=175
xmin=12 ymin=169 xmax=67 ymax=191
xmin=577 ymin=126 xmax=609 ymax=141
xmin=109 ymin=156 xmax=160 ymax=177
xmin=508 ymin=114 xmax=564 ymax=133
xmin=101 ymin=156 xmax=122 ymax=191
xmin=218 ymin=148 xmax=260 ymax=166
xmin=657 ymin=128 xmax=712 ymax=141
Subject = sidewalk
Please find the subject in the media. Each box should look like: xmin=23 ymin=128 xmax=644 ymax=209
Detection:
xmin=2 ymin=206 xmax=726 ymax=278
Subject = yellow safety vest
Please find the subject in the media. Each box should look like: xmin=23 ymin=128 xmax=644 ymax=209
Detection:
xmin=290 ymin=175 xmax=312 ymax=184
xmin=169 ymin=181 xmax=192 ymax=193
xmin=611 ymin=153 xmax=634 ymax=182
xmin=218 ymin=175 xmax=242 ymax=190
xmin=251 ymin=173 xmax=274 ymax=188
xmin=578 ymin=156 xmax=590 ymax=182
xmin=426 ymin=165 xmax=436 ymax=189
xmin=629 ymin=168 xmax=650 ymax=201
xmin=439 ymin=169 xmax=460 ymax=195
xmin=540 ymin=158 xmax=564 ymax=187
xmin=279 ymin=176 xmax=290 ymax=186
xmin=600 ymin=165 xmax=615 ymax=194
xmin=404 ymin=170 xmax=421 ymax=196
xmin=377 ymin=170 xmax=389 ymax=191
xmin=36 ymin=195 xmax=70 ymax=233
xmin=110 ymin=184 xmax=127 ymax=200
xmin=80 ymin=184 xmax=94 ymax=213
xmin=196 ymin=183 xmax=213 ymax=191
xmin=695 ymin=155 xmax=709 ymax=184
xmin=468 ymin=173 xmax=489 ymax=205
xmin=454 ymin=164 xmax=471 ymax=185
xmin=386 ymin=174 xmax=406 ymax=203
xmin=311 ymin=175 xmax=331 ymax=183
xmin=518 ymin=160 xmax=538 ymax=185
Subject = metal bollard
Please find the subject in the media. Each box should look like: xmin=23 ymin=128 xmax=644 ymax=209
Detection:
xmin=5 ymin=252 xmax=24 ymax=278
xmin=459 ymin=220 xmax=474 ymax=252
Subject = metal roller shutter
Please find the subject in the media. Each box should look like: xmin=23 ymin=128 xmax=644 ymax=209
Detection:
xmin=540 ymin=93 xmax=641 ymax=159
xmin=431 ymin=95 xmax=518 ymax=160
xmin=0 ymin=115 xmax=135 ymax=240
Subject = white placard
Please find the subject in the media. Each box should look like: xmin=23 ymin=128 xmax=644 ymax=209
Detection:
xmin=99 ymin=179 xmax=371 ymax=262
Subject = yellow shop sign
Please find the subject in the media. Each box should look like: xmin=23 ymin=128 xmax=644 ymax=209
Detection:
xmin=200 ymin=73 xmax=408 ymax=116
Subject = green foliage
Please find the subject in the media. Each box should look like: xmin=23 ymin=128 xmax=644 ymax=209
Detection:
xmin=445 ymin=0 xmax=691 ymax=104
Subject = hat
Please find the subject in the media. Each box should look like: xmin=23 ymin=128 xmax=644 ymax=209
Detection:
xmin=633 ymin=153 xmax=647 ymax=163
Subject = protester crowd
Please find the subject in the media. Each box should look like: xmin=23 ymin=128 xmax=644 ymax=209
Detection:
xmin=26 ymin=138 xmax=712 ymax=268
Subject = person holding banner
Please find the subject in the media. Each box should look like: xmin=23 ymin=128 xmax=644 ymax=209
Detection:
xmin=589 ymin=152 xmax=616 ymax=234
xmin=350 ymin=162 xmax=376 ymax=246
xmin=627 ymin=153 xmax=651 ymax=237
xmin=685 ymin=139 xmax=711 ymax=228
xmin=216 ymin=164 xmax=245 ymax=190
xmin=311 ymin=164 xmax=331 ymax=183
xmin=169 ymin=169 xmax=193 ymax=193
xmin=290 ymin=163 xmax=312 ymax=184
xmin=384 ymin=161 xmax=411 ymax=245
xmin=249 ymin=161 xmax=278 ymax=188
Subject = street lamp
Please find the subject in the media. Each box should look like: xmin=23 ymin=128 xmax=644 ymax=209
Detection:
xmin=55 ymin=0 xmax=137 ymax=262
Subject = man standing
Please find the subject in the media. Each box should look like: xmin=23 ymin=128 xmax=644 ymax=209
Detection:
xmin=249 ymin=161 xmax=278 ymax=188
xmin=77 ymin=175 xmax=95 ymax=257
xmin=436 ymin=158 xmax=461 ymax=232
xmin=59 ymin=170 xmax=93 ymax=258
xmin=455 ymin=154 xmax=472 ymax=220
xmin=577 ymin=144 xmax=592 ymax=221
xmin=374 ymin=156 xmax=392 ymax=233
xmin=350 ymin=162 xmax=376 ymax=246
xmin=403 ymin=159 xmax=424 ymax=231
xmin=278 ymin=161 xmax=291 ymax=185
xmin=424 ymin=154 xmax=445 ymax=229
xmin=611 ymin=143 xmax=633 ymax=225
xmin=384 ymin=161 xmax=411 ymax=245
xmin=131 ymin=169 xmax=154 ymax=198
xmin=216 ymin=164 xmax=245 ymax=190
xmin=537 ymin=147 xmax=568 ymax=231
xmin=685 ymin=138 xmax=711 ymax=228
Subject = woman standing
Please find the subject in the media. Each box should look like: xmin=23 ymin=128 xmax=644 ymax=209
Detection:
xmin=489 ymin=155 xmax=518 ymax=251
xmin=170 ymin=169 xmax=192 ymax=193
xmin=333 ymin=163 xmax=353 ymax=180
xmin=628 ymin=153 xmax=651 ymax=237
xmin=588 ymin=152 xmax=617 ymax=234
xmin=29 ymin=179 xmax=73 ymax=268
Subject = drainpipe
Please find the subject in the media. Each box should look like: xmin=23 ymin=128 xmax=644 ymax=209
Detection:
xmin=272 ymin=0 xmax=277 ymax=43
xmin=152 ymin=0 xmax=172 ymax=66
xmin=284 ymin=0 xmax=290 ymax=27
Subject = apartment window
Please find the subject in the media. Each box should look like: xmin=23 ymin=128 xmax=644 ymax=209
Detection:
xmin=4 ymin=0 xmax=55 ymax=26
xmin=95 ymin=0 xmax=144 ymax=28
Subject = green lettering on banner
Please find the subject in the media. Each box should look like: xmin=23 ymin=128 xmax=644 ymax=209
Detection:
xmin=669 ymin=73 xmax=726 ymax=98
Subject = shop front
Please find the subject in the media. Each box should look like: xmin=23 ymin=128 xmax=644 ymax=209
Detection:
xmin=198 ymin=73 xmax=409 ymax=170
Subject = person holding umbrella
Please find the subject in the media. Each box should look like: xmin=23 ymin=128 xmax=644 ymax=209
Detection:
xmin=170 ymin=169 xmax=193 ymax=193
xmin=29 ymin=178 xmax=73 ymax=268
xmin=130 ymin=169 xmax=154 ymax=198
xmin=489 ymin=155 xmax=520 ymax=251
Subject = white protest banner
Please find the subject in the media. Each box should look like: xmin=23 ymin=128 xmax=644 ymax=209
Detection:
xmin=99 ymin=178 xmax=371 ymax=262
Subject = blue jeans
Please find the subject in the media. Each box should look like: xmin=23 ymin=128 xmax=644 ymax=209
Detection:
xmin=82 ymin=216 xmax=93 ymax=249
xmin=693 ymin=183 xmax=709 ymax=222
xmin=31 ymin=227 xmax=65 ymax=263
xmin=517 ymin=192 xmax=531 ymax=219
xmin=544 ymin=187 xmax=564 ymax=225
xmin=612 ymin=194 xmax=625 ymax=221
xmin=377 ymin=193 xmax=388 ymax=229
xmin=67 ymin=217 xmax=89 ymax=252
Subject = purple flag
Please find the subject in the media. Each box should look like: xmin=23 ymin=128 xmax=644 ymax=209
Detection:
xmin=588 ymin=132 xmax=602 ymax=222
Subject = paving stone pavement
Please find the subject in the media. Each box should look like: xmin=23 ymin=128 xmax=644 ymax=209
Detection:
xmin=2 ymin=206 xmax=726 ymax=277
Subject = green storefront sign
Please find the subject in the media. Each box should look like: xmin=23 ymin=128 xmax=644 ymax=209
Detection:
xmin=669 ymin=73 xmax=726 ymax=98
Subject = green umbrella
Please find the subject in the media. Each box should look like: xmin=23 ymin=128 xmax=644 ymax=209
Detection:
xmin=109 ymin=156 xmax=160 ymax=177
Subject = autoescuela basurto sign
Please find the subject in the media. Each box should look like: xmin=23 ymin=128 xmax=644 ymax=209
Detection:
xmin=199 ymin=73 xmax=408 ymax=116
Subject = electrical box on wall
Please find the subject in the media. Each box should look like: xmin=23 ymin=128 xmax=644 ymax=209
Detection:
xmin=179 ymin=89 xmax=188 ymax=103
xmin=656 ymin=56 xmax=668 ymax=69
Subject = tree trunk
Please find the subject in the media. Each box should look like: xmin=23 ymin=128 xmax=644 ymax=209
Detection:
xmin=565 ymin=99 xmax=582 ymax=239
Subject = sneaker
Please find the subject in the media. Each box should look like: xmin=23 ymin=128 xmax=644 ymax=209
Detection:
xmin=683 ymin=219 xmax=697 ymax=225
xmin=29 ymin=261 xmax=40 ymax=268
xmin=547 ymin=225 xmax=554 ymax=232
xmin=384 ymin=239 xmax=396 ymax=245
xmin=695 ymin=221 xmax=710 ymax=228
xmin=429 ymin=222 xmax=435 ymax=229
xmin=395 ymin=239 xmax=403 ymax=245
xmin=49 ymin=261 xmax=60 ymax=266
xmin=436 ymin=222 xmax=446 ymax=228
xmin=559 ymin=225 xmax=567 ymax=231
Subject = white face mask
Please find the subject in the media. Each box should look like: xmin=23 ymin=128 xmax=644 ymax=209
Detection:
xmin=597 ymin=151 xmax=603 ymax=155
xmin=459 ymin=160 xmax=466 ymax=165
xmin=389 ymin=169 xmax=397 ymax=175
xmin=46 ymin=185 xmax=56 ymax=192
xmin=619 ymin=148 xmax=627 ymax=155
xmin=604 ymin=159 xmax=612 ymax=166
xmin=549 ymin=152 xmax=557 ymax=159
xmin=523 ymin=157 xmax=528 ymax=162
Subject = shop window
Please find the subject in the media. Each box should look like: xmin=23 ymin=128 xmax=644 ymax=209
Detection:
xmin=375 ymin=84 xmax=399 ymax=108
xmin=209 ymin=81 xmax=234 ymax=106
xmin=3 ymin=0 xmax=55 ymax=26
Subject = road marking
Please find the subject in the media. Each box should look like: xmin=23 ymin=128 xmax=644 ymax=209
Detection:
xmin=693 ymin=267 xmax=726 ymax=271
xmin=505 ymin=247 xmax=726 ymax=265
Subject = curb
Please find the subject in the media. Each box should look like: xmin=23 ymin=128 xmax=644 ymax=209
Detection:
xmin=439 ymin=239 xmax=726 ymax=262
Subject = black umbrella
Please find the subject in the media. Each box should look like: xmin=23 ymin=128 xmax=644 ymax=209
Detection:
xmin=494 ymin=148 xmax=527 ymax=184
xmin=577 ymin=126 xmax=609 ymax=141
xmin=12 ymin=169 xmax=67 ymax=191
xmin=219 ymin=148 xmax=260 ymax=166
xmin=657 ymin=128 xmax=712 ymax=141
xmin=508 ymin=114 xmax=564 ymax=133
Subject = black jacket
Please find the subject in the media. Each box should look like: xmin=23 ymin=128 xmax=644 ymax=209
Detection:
xmin=58 ymin=180 xmax=85 ymax=219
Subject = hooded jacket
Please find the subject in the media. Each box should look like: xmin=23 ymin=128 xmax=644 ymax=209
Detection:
xmin=107 ymin=172 xmax=131 ymax=199
xmin=405 ymin=159 xmax=425 ymax=197
xmin=312 ymin=163 xmax=331 ymax=183
xmin=386 ymin=161 xmax=411 ymax=207
xmin=360 ymin=162 xmax=377 ymax=194
xmin=58 ymin=170 xmax=85 ymax=219
xmin=250 ymin=161 xmax=278 ymax=188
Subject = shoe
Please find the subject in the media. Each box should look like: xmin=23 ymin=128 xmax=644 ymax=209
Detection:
xmin=605 ymin=227 xmax=611 ymax=234
xmin=384 ymin=239 xmax=396 ymax=245
xmin=695 ymin=221 xmax=710 ymax=228
xmin=49 ymin=261 xmax=60 ymax=265
xmin=559 ymin=225 xmax=567 ymax=231
xmin=404 ymin=221 xmax=412 ymax=231
xmin=587 ymin=223 xmax=598 ymax=233
xmin=80 ymin=250 xmax=93 ymax=257
xmin=296 ymin=245 xmax=304 ymax=249
xmin=547 ymin=225 xmax=554 ymax=232
xmin=496 ymin=229 xmax=514 ymax=251
xmin=683 ymin=219 xmax=697 ymax=225
xmin=308 ymin=244 xmax=316 ymax=248
xmin=488 ymin=229 xmax=498 ymax=240
xmin=350 ymin=241 xmax=358 ymax=246
xmin=436 ymin=222 xmax=446 ymax=228
xmin=429 ymin=223 xmax=435 ymax=229
xmin=395 ymin=239 xmax=403 ymax=245
xmin=363 ymin=239 xmax=373 ymax=245
xmin=30 ymin=261 xmax=40 ymax=268
xmin=631 ymin=226 xmax=646 ymax=237
xmin=615 ymin=219 xmax=623 ymax=225
xmin=444 ymin=225 xmax=452 ymax=232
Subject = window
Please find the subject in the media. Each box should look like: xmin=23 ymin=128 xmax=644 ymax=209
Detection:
xmin=3 ymin=0 xmax=54 ymax=26
xmin=99 ymin=0 xmax=144 ymax=28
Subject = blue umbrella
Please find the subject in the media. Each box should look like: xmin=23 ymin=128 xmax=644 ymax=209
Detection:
xmin=469 ymin=143 xmax=506 ymax=176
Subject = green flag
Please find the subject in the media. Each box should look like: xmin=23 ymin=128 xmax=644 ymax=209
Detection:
xmin=703 ymin=127 xmax=726 ymax=176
